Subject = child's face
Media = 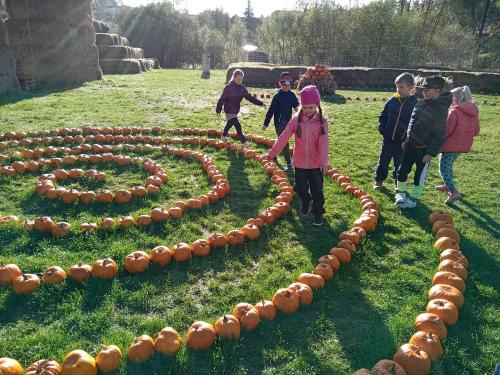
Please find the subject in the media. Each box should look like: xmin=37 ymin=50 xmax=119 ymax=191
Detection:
xmin=423 ymin=88 xmax=440 ymax=100
xmin=233 ymin=75 xmax=243 ymax=85
xmin=396 ymin=82 xmax=413 ymax=97
xmin=280 ymin=82 xmax=290 ymax=92
xmin=302 ymin=104 xmax=317 ymax=116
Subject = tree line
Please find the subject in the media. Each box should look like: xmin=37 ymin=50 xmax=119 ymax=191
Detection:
xmin=111 ymin=0 xmax=498 ymax=70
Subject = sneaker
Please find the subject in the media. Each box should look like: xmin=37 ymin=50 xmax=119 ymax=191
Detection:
xmin=445 ymin=191 xmax=461 ymax=204
xmin=435 ymin=184 xmax=449 ymax=192
xmin=220 ymin=135 xmax=228 ymax=142
xmin=312 ymin=218 xmax=323 ymax=227
xmin=285 ymin=164 xmax=293 ymax=171
xmin=395 ymin=191 xmax=407 ymax=205
xmin=300 ymin=204 xmax=311 ymax=217
xmin=398 ymin=196 xmax=417 ymax=209
xmin=373 ymin=181 xmax=383 ymax=190
xmin=243 ymin=142 xmax=252 ymax=149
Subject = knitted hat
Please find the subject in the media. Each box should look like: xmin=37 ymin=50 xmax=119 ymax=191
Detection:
xmin=300 ymin=85 xmax=321 ymax=105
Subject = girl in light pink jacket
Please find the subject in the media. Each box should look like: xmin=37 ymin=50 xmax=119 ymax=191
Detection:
xmin=436 ymin=85 xmax=480 ymax=204
xmin=267 ymin=85 xmax=329 ymax=226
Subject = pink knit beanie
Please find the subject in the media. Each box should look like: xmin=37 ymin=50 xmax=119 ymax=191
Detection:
xmin=299 ymin=85 xmax=321 ymax=105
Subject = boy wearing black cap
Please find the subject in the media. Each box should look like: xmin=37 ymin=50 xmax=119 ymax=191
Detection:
xmin=262 ymin=72 xmax=300 ymax=170
xmin=395 ymin=75 xmax=453 ymax=209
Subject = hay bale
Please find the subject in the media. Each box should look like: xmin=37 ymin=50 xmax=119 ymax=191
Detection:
xmin=93 ymin=20 xmax=110 ymax=33
xmin=248 ymin=50 xmax=269 ymax=63
xmin=0 ymin=20 xmax=20 ymax=94
xmin=97 ymin=45 xmax=144 ymax=59
xmin=6 ymin=0 xmax=92 ymax=26
xmin=99 ymin=58 xmax=142 ymax=74
xmin=95 ymin=33 xmax=129 ymax=46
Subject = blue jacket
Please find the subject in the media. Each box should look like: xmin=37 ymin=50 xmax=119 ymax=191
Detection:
xmin=379 ymin=94 xmax=418 ymax=142
xmin=264 ymin=89 xmax=300 ymax=127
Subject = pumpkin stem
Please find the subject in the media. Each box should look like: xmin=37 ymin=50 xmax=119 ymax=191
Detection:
xmin=389 ymin=363 xmax=397 ymax=375
xmin=223 ymin=315 xmax=228 ymax=323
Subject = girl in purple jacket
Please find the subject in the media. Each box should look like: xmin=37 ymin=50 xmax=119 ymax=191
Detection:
xmin=216 ymin=69 xmax=264 ymax=147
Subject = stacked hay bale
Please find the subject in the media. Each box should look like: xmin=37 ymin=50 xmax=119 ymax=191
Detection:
xmin=297 ymin=64 xmax=338 ymax=95
xmin=0 ymin=19 xmax=19 ymax=94
xmin=94 ymin=21 xmax=160 ymax=75
xmin=248 ymin=50 xmax=269 ymax=63
xmin=4 ymin=0 xmax=102 ymax=89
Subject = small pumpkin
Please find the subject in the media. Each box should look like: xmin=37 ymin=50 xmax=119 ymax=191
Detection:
xmin=0 ymin=358 xmax=23 ymax=375
xmin=339 ymin=230 xmax=361 ymax=245
xmin=437 ymin=259 xmax=467 ymax=280
xmin=241 ymin=224 xmax=260 ymax=240
xmin=80 ymin=222 xmax=98 ymax=232
xmin=68 ymin=262 xmax=93 ymax=283
xmin=207 ymin=233 xmax=227 ymax=248
xmin=127 ymin=335 xmax=154 ymax=363
xmin=318 ymin=255 xmax=340 ymax=271
xmin=120 ymin=216 xmax=135 ymax=229
xmin=136 ymin=214 xmax=153 ymax=226
xmin=79 ymin=191 xmax=96 ymax=204
xmin=247 ymin=217 xmax=265 ymax=228
xmin=288 ymin=282 xmax=313 ymax=305
xmin=150 ymin=208 xmax=169 ymax=222
xmin=96 ymin=190 xmax=114 ymax=203
xmin=272 ymin=288 xmax=300 ymax=314
xmin=150 ymin=246 xmax=171 ymax=266
xmin=414 ymin=313 xmax=447 ymax=339
xmin=436 ymin=227 xmax=460 ymax=243
xmin=337 ymin=239 xmax=356 ymax=253
xmin=426 ymin=298 xmax=459 ymax=325
xmin=431 ymin=220 xmax=455 ymax=233
xmin=12 ymin=273 xmax=40 ymax=294
xmin=439 ymin=249 xmax=468 ymax=268
xmin=315 ymin=263 xmax=334 ymax=280
xmin=409 ymin=331 xmax=443 ymax=361
xmin=60 ymin=349 xmax=97 ymax=375
xmin=124 ymin=251 xmax=150 ymax=273
xmin=154 ymin=327 xmax=182 ymax=355
xmin=226 ymin=230 xmax=245 ymax=245
xmin=232 ymin=303 xmax=261 ymax=330
xmin=428 ymin=283 xmax=464 ymax=308
xmin=167 ymin=206 xmax=183 ymax=218
xmin=62 ymin=189 xmax=80 ymax=204
xmin=91 ymin=258 xmax=118 ymax=279
xmin=428 ymin=211 xmax=453 ymax=225
xmin=187 ymin=198 xmax=203 ymax=209
xmin=0 ymin=263 xmax=22 ymax=285
xmin=52 ymin=222 xmax=71 ymax=237
xmin=432 ymin=271 xmax=465 ymax=293
xmin=170 ymin=243 xmax=192 ymax=262
xmin=98 ymin=218 xmax=116 ymax=229
xmin=34 ymin=216 xmax=55 ymax=233
xmin=191 ymin=239 xmax=211 ymax=256
xmin=370 ymin=359 xmax=407 ymax=375
xmin=329 ymin=247 xmax=351 ymax=263
xmin=115 ymin=189 xmax=132 ymax=204
xmin=254 ymin=300 xmax=276 ymax=320
xmin=297 ymin=272 xmax=325 ymax=289
xmin=26 ymin=359 xmax=61 ymax=375
xmin=214 ymin=315 xmax=241 ymax=339
xmin=43 ymin=266 xmax=67 ymax=284
xmin=393 ymin=344 xmax=431 ymax=375
xmin=186 ymin=321 xmax=216 ymax=350
xmin=96 ymin=345 xmax=122 ymax=373
xmin=434 ymin=237 xmax=460 ymax=252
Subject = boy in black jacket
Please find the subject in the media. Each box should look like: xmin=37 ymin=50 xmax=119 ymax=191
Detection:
xmin=262 ymin=72 xmax=299 ymax=170
xmin=395 ymin=75 xmax=453 ymax=209
xmin=374 ymin=72 xmax=418 ymax=190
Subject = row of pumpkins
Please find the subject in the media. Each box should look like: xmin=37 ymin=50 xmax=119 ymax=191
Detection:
xmin=354 ymin=211 xmax=468 ymax=375
xmin=0 ymin=148 xmax=380 ymax=374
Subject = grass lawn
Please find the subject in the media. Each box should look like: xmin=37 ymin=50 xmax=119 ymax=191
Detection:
xmin=0 ymin=69 xmax=498 ymax=374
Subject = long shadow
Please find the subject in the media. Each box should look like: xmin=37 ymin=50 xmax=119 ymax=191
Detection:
xmin=0 ymin=82 xmax=85 ymax=106
xmin=322 ymin=94 xmax=348 ymax=105
xmin=451 ymin=198 xmax=500 ymax=238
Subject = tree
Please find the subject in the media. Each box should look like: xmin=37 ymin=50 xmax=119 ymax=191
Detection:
xmin=92 ymin=0 xmax=123 ymax=21
xmin=244 ymin=0 xmax=257 ymax=41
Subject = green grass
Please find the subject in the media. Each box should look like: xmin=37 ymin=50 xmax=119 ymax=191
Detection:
xmin=0 ymin=69 xmax=499 ymax=374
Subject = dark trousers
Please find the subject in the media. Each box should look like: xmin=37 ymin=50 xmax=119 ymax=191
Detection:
xmin=375 ymin=138 xmax=403 ymax=182
xmin=275 ymin=119 xmax=291 ymax=165
xmin=294 ymin=168 xmax=324 ymax=219
xmin=223 ymin=117 xmax=246 ymax=143
xmin=397 ymin=143 xmax=429 ymax=186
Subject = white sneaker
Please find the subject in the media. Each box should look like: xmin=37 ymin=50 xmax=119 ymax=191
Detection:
xmin=243 ymin=142 xmax=252 ymax=149
xmin=398 ymin=197 xmax=417 ymax=209
xmin=220 ymin=135 xmax=228 ymax=142
xmin=395 ymin=191 xmax=407 ymax=205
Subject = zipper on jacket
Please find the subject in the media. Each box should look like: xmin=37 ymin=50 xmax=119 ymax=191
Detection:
xmin=305 ymin=116 xmax=310 ymax=168
xmin=392 ymin=97 xmax=407 ymax=141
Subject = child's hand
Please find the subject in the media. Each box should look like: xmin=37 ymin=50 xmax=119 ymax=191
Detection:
xmin=422 ymin=154 xmax=433 ymax=163
xmin=320 ymin=165 xmax=328 ymax=174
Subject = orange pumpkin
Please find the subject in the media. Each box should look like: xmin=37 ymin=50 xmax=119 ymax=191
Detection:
xmin=191 ymin=239 xmax=211 ymax=256
xmin=439 ymin=249 xmax=468 ymax=268
xmin=207 ymin=233 xmax=227 ymax=248
xmin=232 ymin=303 xmax=261 ymax=330
xmin=91 ymin=258 xmax=118 ymax=279
xmin=393 ymin=344 xmax=431 ymax=375
xmin=96 ymin=345 xmax=122 ymax=373
xmin=124 ymin=251 xmax=150 ymax=273
xmin=26 ymin=359 xmax=61 ymax=375
xmin=0 ymin=263 xmax=22 ymax=285
xmin=0 ymin=358 xmax=23 ymax=375
xmin=428 ymin=211 xmax=453 ymax=225
xmin=318 ymin=255 xmax=340 ymax=271
xmin=414 ymin=313 xmax=447 ymax=339
xmin=434 ymin=237 xmax=460 ymax=251
xmin=428 ymin=284 xmax=464 ymax=308
xmin=186 ymin=321 xmax=216 ymax=350
xmin=329 ymin=247 xmax=351 ymax=263
xmin=336 ymin=239 xmax=356 ymax=253
xmin=150 ymin=246 xmax=171 ymax=266
xmin=68 ymin=262 xmax=93 ymax=283
xmin=61 ymin=350 xmax=97 ymax=375
xmin=168 ymin=207 xmax=183 ymax=218
xmin=170 ymin=243 xmax=192 ymax=262
xmin=214 ymin=315 xmax=241 ymax=339
xmin=272 ymin=288 xmax=300 ymax=314
xmin=154 ymin=327 xmax=183 ymax=355
xmin=12 ymin=273 xmax=40 ymax=294
xmin=370 ymin=360 xmax=407 ymax=375
xmin=226 ymin=230 xmax=245 ymax=246
xmin=115 ymin=189 xmax=132 ymax=204
xmin=42 ymin=266 xmax=67 ymax=284
xmin=151 ymin=208 xmax=169 ymax=222
xmin=288 ymin=282 xmax=313 ymax=305
xmin=127 ymin=335 xmax=154 ymax=363
xmin=426 ymin=298 xmax=459 ymax=325
xmin=297 ymin=272 xmax=325 ymax=289
xmin=247 ymin=217 xmax=265 ymax=228
xmin=409 ymin=331 xmax=443 ymax=361
xmin=254 ymin=300 xmax=276 ymax=320
xmin=241 ymin=224 xmax=260 ymax=240
xmin=432 ymin=271 xmax=465 ymax=293
xmin=315 ymin=263 xmax=334 ymax=280
xmin=437 ymin=259 xmax=467 ymax=280
xmin=436 ymin=227 xmax=460 ymax=243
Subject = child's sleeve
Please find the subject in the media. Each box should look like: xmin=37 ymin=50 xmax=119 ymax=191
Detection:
xmin=319 ymin=119 xmax=330 ymax=166
xmin=293 ymin=93 xmax=300 ymax=110
xmin=267 ymin=117 xmax=296 ymax=159
xmin=427 ymin=112 xmax=448 ymax=156
xmin=474 ymin=108 xmax=481 ymax=136
xmin=216 ymin=86 xmax=229 ymax=114
xmin=445 ymin=110 xmax=459 ymax=138
xmin=263 ymin=96 xmax=277 ymax=127
xmin=378 ymin=102 xmax=389 ymax=135
xmin=243 ymin=87 xmax=264 ymax=106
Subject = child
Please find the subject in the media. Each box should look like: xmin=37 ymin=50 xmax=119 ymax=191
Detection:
xmin=267 ymin=85 xmax=329 ymax=226
xmin=436 ymin=85 xmax=480 ymax=204
xmin=374 ymin=72 xmax=418 ymax=190
xmin=215 ymin=69 xmax=264 ymax=147
xmin=262 ymin=71 xmax=300 ymax=170
xmin=395 ymin=75 xmax=452 ymax=209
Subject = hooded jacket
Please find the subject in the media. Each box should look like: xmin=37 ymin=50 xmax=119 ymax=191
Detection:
xmin=441 ymin=102 xmax=480 ymax=153
xmin=267 ymin=112 xmax=329 ymax=169
xmin=379 ymin=94 xmax=418 ymax=142
xmin=405 ymin=92 xmax=453 ymax=156
xmin=216 ymin=81 xmax=263 ymax=115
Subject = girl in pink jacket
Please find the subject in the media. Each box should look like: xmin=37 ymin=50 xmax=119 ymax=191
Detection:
xmin=436 ymin=86 xmax=480 ymax=204
xmin=267 ymin=85 xmax=329 ymax=226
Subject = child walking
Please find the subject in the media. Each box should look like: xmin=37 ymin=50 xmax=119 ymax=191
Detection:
xmin=395 ymin=75 xmax=452 ymax=209
xmin=374 ymin=72 xmax=418 ymax=190
xmin=216 ymin=69 xmax=264 ymax=147
xmin=262 ymin=71 xmax=300 ymax=170
xmin=267 ymin=85 xmax=329 ymax=226
xmin=436 ymin=86 xmax=480 ymax=204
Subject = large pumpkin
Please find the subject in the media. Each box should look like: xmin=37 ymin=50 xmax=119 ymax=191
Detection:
xmin=150 ymin=246 xmax=172 ymax=266
xmin=61 ymin=350 xmax=97 ymax=375
xmin=0 ymin=358 xmax=23 ymax=375
xmin=186 ymin=321 xmax=216 ymax=350
xmin=437 ymin=259 xmax=467 ymax=280
xmin=392 ymin=344 xmax=431 ymax=375
xmin=214 ymin=315 xmax=241 ymax=339
xmin=414 ymin=313 xmax=447 ymax=339
xmin=432 ymin=271 xmax=466 ymax=293
xmin=191 ymin=239 xmax=211 ymax=256
xmin=409 ymin=331 xmax=443 ymax=361
xmin=254 ymin=300 xmax=276 ymax=320
xmin=96 ymin=345 xmax=122 ymax=373
xmin=226 ymin=230 xmax=245 ymax=246
xmin=428 ymin=211 xmax=453 ymax=225
xmin=154 ymin=327 xmax=183 ymax=355
xmin=272 ymin=288 xmax=300 ymax=314
xmin=91 ymin=258 xmax=118 ymax=279
xmin=124 ymin=251 xmax=150 ymax=273
xmin=42 ymin=266 xmax=67 ymax=284
xmin=297 ymin=273 xmax=325 ymax=289
xmin=288 ymin=282 xmax=313 ymax=305
xmin=68 ymin=262 xmax=93 ymax=283
xmin=170 ymin=243 xmax=192 ymax=262
xmin=329 ymin=247 xmax=351 ymax=263
xmin=12 ymin=273 xmax=40 ymax=294
xmin=232 ymin=303 xmax=261 ymax=330
xmin=426 ymin=298 xmax=459 ymax=325
xmin=26 ymin=359 xmax=61 ymax=375
xmin=0 ymin=263 xmax=22 ymax=285
xmin=439 ymin=249 xmax=468 ymax=268
xmin=241 ymin=224 xmax=260 ymax=240
xmin=428 ymin=284 xmax=464 ymax=308
xmin=127 ymin=335 xmax=154 ymax=363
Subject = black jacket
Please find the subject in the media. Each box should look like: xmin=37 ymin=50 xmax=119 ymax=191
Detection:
xmin=405 ymin=92 xmax=453 ymax=156
xmin=379 ymin=94 xmax=418 ymax=142
xmin=264 ymin=90 xmax=300 ymax=127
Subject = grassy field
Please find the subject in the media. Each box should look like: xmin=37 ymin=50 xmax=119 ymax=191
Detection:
xmin=0 ymin=69 xmax=498 ymax=374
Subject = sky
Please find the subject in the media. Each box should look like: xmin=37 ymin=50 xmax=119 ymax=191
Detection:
xmin=121 ymin=0 xmax=372 ymax=17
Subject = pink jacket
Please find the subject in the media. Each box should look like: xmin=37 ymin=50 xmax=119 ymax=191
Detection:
xmin=267 ymin=112 xmax=329 ymax=169
xmin=441 ymin=102 xmax=480 ymax=153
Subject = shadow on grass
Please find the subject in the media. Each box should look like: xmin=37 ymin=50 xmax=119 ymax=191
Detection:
xmin=0 ymin=82 xmax=85 ymax=106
